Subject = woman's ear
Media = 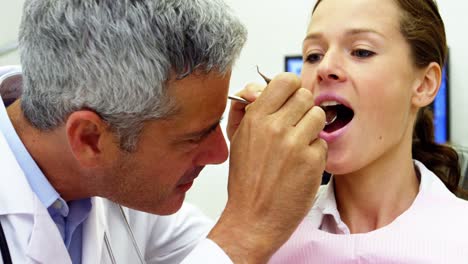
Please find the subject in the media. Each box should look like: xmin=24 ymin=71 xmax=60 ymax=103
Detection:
xmin=411 ymin=62 xmax=441 ymax=107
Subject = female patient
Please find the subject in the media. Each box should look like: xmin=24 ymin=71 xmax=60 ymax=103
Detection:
xmin=265 ymin=0 xmax=468 ymax=262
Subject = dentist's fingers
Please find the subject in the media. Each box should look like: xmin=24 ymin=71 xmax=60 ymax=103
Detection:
xmin=227 ymin=83 xmax=265 ymax=141
xmin=273 ymin=88 xmax=315 ymax=127
xmin=248 ymin=72 xmax=302 ymax=115
xmin=293 ymin=106 xmax=326 ymax=145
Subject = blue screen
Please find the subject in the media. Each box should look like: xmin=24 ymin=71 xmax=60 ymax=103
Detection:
xmin=285 ymin=56 xmax=449 ymax=143
xmin=285 ymin=57 xmax=303 ymax=76
xmin=432 ymin=65 xmax=449 ymax=143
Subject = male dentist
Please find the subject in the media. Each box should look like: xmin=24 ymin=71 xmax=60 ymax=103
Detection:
xmin=0 ymin=0 xmax=327 ymax=263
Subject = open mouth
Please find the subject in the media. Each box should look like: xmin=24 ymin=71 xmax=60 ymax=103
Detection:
xmin=320 ymin=101 xmax=354 ymax=133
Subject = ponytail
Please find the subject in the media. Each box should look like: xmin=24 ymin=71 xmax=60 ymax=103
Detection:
xmin=412 ymin=107 xmax=460 ymax=194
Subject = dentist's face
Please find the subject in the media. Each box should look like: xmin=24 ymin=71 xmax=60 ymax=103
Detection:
xmin=104 ymin=71 xmax=230 ymax=215
xmin=302 ymin=0 xmax=421 ymax=175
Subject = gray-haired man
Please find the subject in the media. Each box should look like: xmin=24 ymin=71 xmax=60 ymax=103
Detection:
xmin=0 ymin=0 xmax=326 ymax=263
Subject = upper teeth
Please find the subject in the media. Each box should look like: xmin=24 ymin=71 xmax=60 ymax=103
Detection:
xmin=320 ymin=101 xmax=340 ymax=107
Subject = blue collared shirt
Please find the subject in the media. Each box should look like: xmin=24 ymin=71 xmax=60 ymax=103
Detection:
xmin=0 ymin=94 xmax=91 ymax=263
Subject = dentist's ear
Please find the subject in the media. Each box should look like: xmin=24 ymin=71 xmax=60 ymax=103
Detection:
xmin=66 ymin=110 xmax=112 ymax=167
xmin=412 ymin=62 xmax=441 ymax=107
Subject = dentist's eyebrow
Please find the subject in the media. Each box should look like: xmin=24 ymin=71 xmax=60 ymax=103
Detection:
xmin=181 ymin=118 xmax=223 ymax=139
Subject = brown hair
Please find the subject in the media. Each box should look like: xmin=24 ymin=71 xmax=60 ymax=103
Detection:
xmin=312 ymin=0 xmax=461 ymax=193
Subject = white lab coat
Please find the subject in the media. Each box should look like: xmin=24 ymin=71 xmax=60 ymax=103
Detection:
xmin=0 ymin=68 xmax=232 ymax=263
xmin=0 ymin=121 xmax=232 ymax=264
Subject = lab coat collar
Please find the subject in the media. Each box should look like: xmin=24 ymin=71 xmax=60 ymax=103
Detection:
xmin=0 ymin=119 xmax=72 ymax=263
xmin=82 ymin=197 xmax=107 ymax=264
xmin=0 ymin=128 xmax=35 ymax=215
xmin=0 ymin=67 xmax=95 ymax=263
xmin=26 ymin=195 xmax=72 ymax=263
xmin=0 ymin=68 xmax=35 ymax=215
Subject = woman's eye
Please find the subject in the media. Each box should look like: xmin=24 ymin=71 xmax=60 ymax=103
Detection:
xmin=305 ymin=53 xmax=323 ymax=63
xmin=352 ymin=49 xmax=375 ymax=58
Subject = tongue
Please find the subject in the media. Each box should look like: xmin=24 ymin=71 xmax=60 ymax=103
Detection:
xmin=324 ymin=116 xmax=347 ymax=133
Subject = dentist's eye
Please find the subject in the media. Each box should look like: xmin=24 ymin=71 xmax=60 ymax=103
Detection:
xmin=352 ymin=49 xmax=375 ymax=58
xmin=187 ymin=125 xmax=219 ymax=145
xmin=305 ymin=53 xmax=323 ymax=63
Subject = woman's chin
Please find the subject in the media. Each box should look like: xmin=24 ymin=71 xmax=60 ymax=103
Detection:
xmin=325 ymin=158 xmax=355 ymax=176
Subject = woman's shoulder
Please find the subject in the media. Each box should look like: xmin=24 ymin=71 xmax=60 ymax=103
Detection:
xmin=417 ymin=182 xmax=468 ymax=224
xmin=400 ymin=161 xmax=468 ymax=224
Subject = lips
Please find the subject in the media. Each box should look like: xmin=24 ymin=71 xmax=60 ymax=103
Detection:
xmin=177 ymin=166 xmax=204 ymax=187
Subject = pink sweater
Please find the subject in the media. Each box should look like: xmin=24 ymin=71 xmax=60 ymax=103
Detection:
xmin=269 ymin=161 xmax=468 ymax=264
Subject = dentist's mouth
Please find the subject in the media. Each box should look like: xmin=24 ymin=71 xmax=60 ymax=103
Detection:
xmin=177 ymin=166 xmax=204 ymax=192
xmin=320 ymin=101 xmax=354 ymax=133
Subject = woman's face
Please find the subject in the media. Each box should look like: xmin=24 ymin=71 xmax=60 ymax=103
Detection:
xmin=302 ymin=0 xmax=423 ymax=175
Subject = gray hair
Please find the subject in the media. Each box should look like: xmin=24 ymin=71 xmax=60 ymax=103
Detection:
xmin=19 ymin=0 xmax=247 ymax=151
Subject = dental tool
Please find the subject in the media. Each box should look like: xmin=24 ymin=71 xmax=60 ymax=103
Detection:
xmin=227 ymin=67 xmax=337 ymax=125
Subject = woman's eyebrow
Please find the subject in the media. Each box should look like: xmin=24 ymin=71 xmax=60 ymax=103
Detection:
xmin=345 ymin=28 xmax=387 ymax=39
xmin=303 ymin=32 xmax=324 ymax=42
xmin=304 ymin=28 xmax=386 ymax=42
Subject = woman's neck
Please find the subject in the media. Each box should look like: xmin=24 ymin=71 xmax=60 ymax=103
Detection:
xmin=333 ymin=141 xmax=420 ymax=234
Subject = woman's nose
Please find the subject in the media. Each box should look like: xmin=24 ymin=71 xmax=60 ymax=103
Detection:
xmin=316 ymin=51 xmax=346 ymax=84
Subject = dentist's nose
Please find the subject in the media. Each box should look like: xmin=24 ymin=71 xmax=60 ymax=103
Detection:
xmin=194 ymin=125 xmax=229 ymax=166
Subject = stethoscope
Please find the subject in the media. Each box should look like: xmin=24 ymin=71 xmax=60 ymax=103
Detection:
xmin=103 ymin=205 xmax=146 ymax=264
xmin=0 ymin=205 xmax=145 ymax=264
xmin=0 ymin=220 xmax=12 ymax=264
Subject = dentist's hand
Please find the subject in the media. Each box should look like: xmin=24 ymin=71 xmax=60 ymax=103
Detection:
xmin=226 ymin=83 xmax=265 ymax=141
xmin=209 ymin=73 xmax=327 ymax=263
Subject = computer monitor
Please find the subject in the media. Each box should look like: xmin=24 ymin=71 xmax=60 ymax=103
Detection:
xmin=431 ymin=60 xmax=450 ymax=144
xmin=284 ymin=55 xmax=450 ymax=144
xmin=284 ymin=55 xmax=303 ymax=76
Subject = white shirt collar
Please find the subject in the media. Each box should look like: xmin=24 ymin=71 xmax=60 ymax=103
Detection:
xmin=305 ymin=160 xmax=442 ymax=234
